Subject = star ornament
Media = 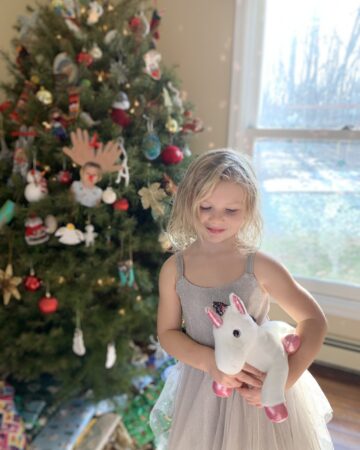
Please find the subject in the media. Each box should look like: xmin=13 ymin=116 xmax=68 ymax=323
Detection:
xmin=0 ymin=264 xmax=22 ymax=306
xmin=138 ymin=183 xmax=167 ymax=219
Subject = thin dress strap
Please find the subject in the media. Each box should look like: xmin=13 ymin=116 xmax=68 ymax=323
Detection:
xmin=245 ymin=252 xmax=256 ymax=274
xmin=175 ymin=252 xmax=184 ymax=280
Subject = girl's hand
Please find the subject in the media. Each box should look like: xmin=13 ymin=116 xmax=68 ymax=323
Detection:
xmin=236 ymin=385 xmax=262 ymax=407
xmin=235 ymin=364 xmax=266 ymax=407
xmin=209 ymin=363 xmax=243 ymax=389
xmin=235 ymin=363 xmax=266 ymax=388
xmin=207 ymin=353 xmax=243 ymax=389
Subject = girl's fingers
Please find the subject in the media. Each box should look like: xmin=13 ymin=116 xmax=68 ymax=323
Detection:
xmin=236 ymin=372 xmax=262 ymax=388
xmin=237 ymin=391 xmax=263 ymax=407
xmin=243 ymin=363 xmax=266 ymax=379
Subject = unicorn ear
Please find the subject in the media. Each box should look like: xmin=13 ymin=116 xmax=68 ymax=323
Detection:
xmin=205 ymin=307 xmax=223 ymax=328
xmin=229 ymin=293 xmax=247 ymax=314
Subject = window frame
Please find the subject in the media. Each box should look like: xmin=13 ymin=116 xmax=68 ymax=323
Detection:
xmin=228 ymin=0 xmax=360 ymax=316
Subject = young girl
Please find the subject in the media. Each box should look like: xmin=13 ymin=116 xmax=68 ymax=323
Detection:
xmin=150 ymin=149 xmax=333 ymax=450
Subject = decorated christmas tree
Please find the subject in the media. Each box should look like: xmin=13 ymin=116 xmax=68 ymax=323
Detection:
xmin=0 ymin=0 xmax=201 ymax=400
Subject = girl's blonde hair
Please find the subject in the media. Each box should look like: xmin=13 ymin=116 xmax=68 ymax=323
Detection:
xmin=167 ymin=148 xmax=262 ymax=252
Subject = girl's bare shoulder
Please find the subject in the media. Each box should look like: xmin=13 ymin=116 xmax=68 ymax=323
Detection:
xmin=254 ymin=250 xmax=292 ymax=285
xmin=160 ymin=253 xmax=177 ymax=275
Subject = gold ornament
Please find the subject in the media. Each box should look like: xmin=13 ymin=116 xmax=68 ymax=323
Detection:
xmin=36 ymin=87 xmax=53 ymax=105
xmin=166 ymin=116 xmax=179 ymax=133
xmin=96 ymin=71 xmax=106 ymax=82
xmin=158 ymin=230 xmax=172 ymax=252
xmin=138 ymin=183 xmax=167 ymax=219
xmin=51 ymin=0 xmax=63 ymax=10
xmin=31 ymin=74 xmax=40 ymax=85
xmin=0 ymin=264 xmax=22 ymax=306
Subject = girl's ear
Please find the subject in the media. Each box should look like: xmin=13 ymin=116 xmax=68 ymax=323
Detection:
xmin=229 ymin=293 xmax=246 ymax=314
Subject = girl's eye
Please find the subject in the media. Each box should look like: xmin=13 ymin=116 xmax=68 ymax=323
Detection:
xmin=226 ymin=209 xmax=238 ymax=214
xmin=199 ymin=206 xmax=211 ymax=211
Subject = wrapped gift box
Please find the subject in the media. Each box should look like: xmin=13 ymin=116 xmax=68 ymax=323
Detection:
xmin=75 ymin=413 xmax=134 ymax=450
xmin=0 ymin=382 xmax=27 ymax=450
xmin=18 ymin=400 xmax=46 ymax=431
xmin=122 ymin=384 xmax=163 ymax=448
xmin=30 ymin=398 xmax=95 ymax=450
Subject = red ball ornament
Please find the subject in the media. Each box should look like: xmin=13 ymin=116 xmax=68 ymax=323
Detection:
xmin=24 ymin=272 xmax=42 ymax=291
xmin=113 ymin=198 xmax=129 ymax=211
xmin=161 ymin=145 xmax=184 ymax=165
xmin=129 ymin=16 xmax=142 ymax=32
xmin=77 ymin=51 xmax=94 ymax=67
xmin=57 ymin=170 xmax=72 ymax=184
xmin=38 ymin=292 xmax=58 ymax=314
xmin=111 ymin=108 xmax=132 ymax=128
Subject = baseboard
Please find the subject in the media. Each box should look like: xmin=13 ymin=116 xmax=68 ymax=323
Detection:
xmin=310 ymin=362 xmax=360 ymax=383
xmin=315 ymin=341 xmax=360 ymax=374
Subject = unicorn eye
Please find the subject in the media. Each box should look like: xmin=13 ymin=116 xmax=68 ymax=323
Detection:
xmin=233 ymin=329 xmax=241 ymax=338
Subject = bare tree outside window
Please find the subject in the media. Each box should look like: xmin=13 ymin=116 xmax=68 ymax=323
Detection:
xmin=253 ymin=0 xmax=360 ymax=285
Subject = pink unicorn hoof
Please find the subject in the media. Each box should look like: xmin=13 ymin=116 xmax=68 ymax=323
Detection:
xmin=264 ymin=404 xmax=288 ymax=423
xmin=282 ymin=334 xmax=301 ymax=354
xmin=212 ymin=381 xmax=232 ymax=398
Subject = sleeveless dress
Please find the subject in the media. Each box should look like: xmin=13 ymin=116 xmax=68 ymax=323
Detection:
xmin=150 ymin=252 xmax=333 ymax=450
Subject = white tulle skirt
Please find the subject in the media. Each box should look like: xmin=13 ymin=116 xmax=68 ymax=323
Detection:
xmin=150 ymin=363 xmax=333 ymax=450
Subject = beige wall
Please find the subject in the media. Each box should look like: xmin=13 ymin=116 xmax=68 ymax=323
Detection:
xmin=0 ymin=0 xmax=235 ymax=153
xmin=0 ymin=0 xmax=42 ymax=91
xmin=157 ymin=0 xmax=235 ymax=153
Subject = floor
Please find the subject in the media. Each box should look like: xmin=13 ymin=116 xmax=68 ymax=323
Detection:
xmin=310 ymin=364 xmax=360 ymax=450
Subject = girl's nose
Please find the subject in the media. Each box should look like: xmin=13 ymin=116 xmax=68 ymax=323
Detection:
xmin=209 ymin=210 xmax=224 ymax=222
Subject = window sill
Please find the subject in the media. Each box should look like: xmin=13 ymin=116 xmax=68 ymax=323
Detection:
xmin=295 ymin=276 xmax=360 ymax=320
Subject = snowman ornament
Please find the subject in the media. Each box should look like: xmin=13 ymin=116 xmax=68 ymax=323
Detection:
xmin=24 ymin=169 xmax=48 ymax=202
xmin=87 ymin=1 xmax=104 ymax=25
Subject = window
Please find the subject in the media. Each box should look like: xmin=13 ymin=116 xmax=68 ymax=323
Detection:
xmin=228 ymin=0 xmax=360 ymax=295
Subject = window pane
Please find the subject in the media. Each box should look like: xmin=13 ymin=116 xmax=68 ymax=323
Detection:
xmin=258 ymin=0 xmax=360 ymax=129
xmin=253 ymin=140 xmax=360 ymax=285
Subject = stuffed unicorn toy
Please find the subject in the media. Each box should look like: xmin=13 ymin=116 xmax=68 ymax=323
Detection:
xmin=206 ymin=293 xmax=300 ymax=423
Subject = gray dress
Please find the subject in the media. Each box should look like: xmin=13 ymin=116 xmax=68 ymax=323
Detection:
xmin=150 ymin=252 xmax=333 ymax=450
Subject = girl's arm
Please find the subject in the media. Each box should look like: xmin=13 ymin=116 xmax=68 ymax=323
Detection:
xmin=255 ymin=252 xmax=328 ymax=389
xmin=157 ymin=255 xmax=262 ymax=389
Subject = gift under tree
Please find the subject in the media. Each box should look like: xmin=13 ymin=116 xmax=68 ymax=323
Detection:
xmin=0 ymin=0 xmax=201 ymax=400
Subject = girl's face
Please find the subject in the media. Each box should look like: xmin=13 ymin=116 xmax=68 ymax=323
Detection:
xmin=197 ymin=181 xmax=247 ymax=244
